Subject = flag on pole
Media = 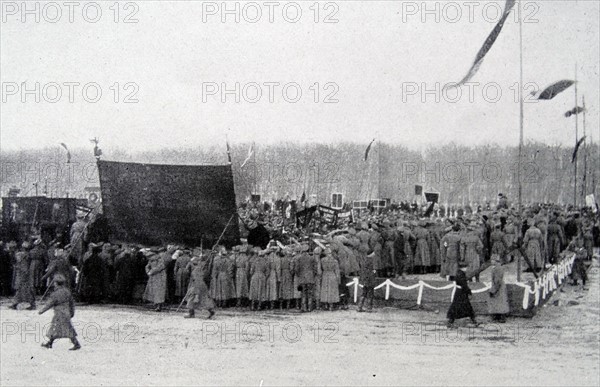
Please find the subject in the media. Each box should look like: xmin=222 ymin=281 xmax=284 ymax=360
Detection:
xmin=572 ymin=136 xmax=586 ymax=163
xmin=565 ymin=106 xmax=586 ymax=117
xmin=59 ymin=143 xmax=71 ymax=163
xmin=364 ymin=138 xmax=376 ymax=161
xmin=240 ymin=143 xmax=254 ymax=168
xmin=449 ymin=0 xmax=516 ymax=88
xmin=536 ymin=80 xmax=575 ymax=100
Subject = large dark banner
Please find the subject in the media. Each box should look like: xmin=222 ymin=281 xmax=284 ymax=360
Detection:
xmin=98 ymin=160 xmax=240 ymax=247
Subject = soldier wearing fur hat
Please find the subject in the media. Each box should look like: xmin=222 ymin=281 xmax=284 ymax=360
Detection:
xmin=174 ymin=249 xmax=192 ymax=301
xmin=9 ymin=242 xmax=36 ymax=310
xmin=489 ymin=223 xmax=507 ymax=264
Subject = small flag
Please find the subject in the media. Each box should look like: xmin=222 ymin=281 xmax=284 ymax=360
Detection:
xmin=240 ymin=143 xmax=254 ymax=168
xmin=364 ymin=138 xmax=376 ymax=161
xmin=537 ymin=80 xmax=575 ymax=100
xmin=449 ymin=0 xmax=515 ymax=88
xmin=572 ymin=136 xmax=586 ymax=163
xmin=226 ymin=136 xmax=232 ymax=164
xmin=565 ymin=106 xmax=586 ymax=117
xmin=59 ymin=143 xmax=71 ymax=163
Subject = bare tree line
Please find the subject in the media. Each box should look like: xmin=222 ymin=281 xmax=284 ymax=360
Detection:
xmin=1 ymin=141 xmax=598 ymax=206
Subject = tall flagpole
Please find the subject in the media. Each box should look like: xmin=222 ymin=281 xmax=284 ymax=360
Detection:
xmin=517 ymin=0 xmax=524 ymax=214
xmin=516 ymin=0 xmax=524 ymax=282
xmin=574 ymin=64 xmax=578 ymax=207
xmin=582 ymin=95 xmax=587 ymax=202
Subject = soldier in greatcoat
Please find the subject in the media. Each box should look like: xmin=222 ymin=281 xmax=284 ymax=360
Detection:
xmin=10 ymin=242 xmax=36 ymax=310
xmin=39 ymin=274 xmax=81 ymax=350
xmin=266 ymin=246 xmax=282 ymax=309
xmin=184 ymin=256 xmax=215 ymax=319
xmin=234 ymin=245 xmax=251 ymax=307
xmin=249 ymin=249 xmax=269 ymax=310
xmin=143 ymin=250 xmax=167 ymax=311
xmin=488 ymin=254 xmax=510 ymax=322
xmin=320 ymin=248 xmax=340 ymax=311
xmin=279 ymin=247 xmax=295 ymax=309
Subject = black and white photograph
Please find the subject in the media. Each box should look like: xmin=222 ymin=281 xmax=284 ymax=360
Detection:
xmin=0 ymin=0 xmax=599 ymax=385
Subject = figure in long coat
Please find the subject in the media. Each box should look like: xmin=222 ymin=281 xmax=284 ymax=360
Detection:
xmin=357 ymin=251 xmax=377 ymax=312
xmin=10 ymin=243 xmax=36 ymax=310
xmin=143 ymin=252 xmax=167 ymax=311
xmin=279 ymin=248 xmax=295 ymax=309
xmin=320 ymin=250 xmax=340 ymax=309
xmin=29 ymin=240 xmax=47 ymax=294
xmin=446 ymin=270 xmax=478 ymax=327
xmin=413 ymin=222 xmax=431 ymax=274
xmin=174 ymin=250 xmax=192 ymax=299
xmin=266 ymin=249 xmax=281 ymax=307
xmin=234 ymin=246 xmax=251 ymax=306
xmin=460 ymin=227 xmax=483 ymax=281
xmin=488 ymin=255 xmax=510 ymax=322
xmin=312 ymin=247 xmax=323 ymax=310
xmin=113 ymin=247 xmax=136 ymax=304
xmin=490 ymin=225 xmax=507 ymax=263
xmin=523 ymin=219 xmax=544 ymax=270
xmin=39 ymin=274 xmax=80 ymax=350
xmin=184 ymin=257 xmax=215 ymax=319
xmin=249 ymin=250 xmax=269 ymax=309
xmin=440 ymin=225 xmax=461 ymax=279
xmin=546 ymin=219 xmax=565 ymax=264
xmin=214 ymin=249 xmax=235 ymax=306
xmin=79 ymin=244 xmax=106 ymax=304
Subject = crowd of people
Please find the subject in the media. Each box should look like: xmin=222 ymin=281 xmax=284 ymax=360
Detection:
xmin=1 ymin=199 xmax=598 ymax=322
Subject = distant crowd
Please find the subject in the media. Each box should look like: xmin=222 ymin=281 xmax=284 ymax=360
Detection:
xmin=1 ymin=199 xmax=598 ymax=315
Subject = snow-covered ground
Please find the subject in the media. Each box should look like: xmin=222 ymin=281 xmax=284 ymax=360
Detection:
xmin=1 ymin=260 xmax=599 ymax=386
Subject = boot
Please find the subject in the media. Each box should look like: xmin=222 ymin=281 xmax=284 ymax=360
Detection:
xmin=367 ymin=296 xmax=374 ymax=312
xmin=154 ymin=304 xmax=162 ymax=312
xmin=301 ymin=296 xmax=308 ymax=312
xmin=270 ymin=301 xmax=275 ymax=310
xmin=286 ymin=300 xmax=291 ymax=310
xmin=9 ymin=303 xmax=17 ymax=310
xmin=358 ymin=296 xmax=366 ymax=312
xmin=184 ymin=309 xmax=195 ymax=319
xmin=26 ymin=303 xmax=36 ymax=310
xmin=41 ymin=340 xmax=53 ymax=349
xmin=69 ymin=338 xmax=81 ymax=351
xmin=236 ymin=298 xmax=241 ymax=307
xmin=207 ymin=309 xmax=215 ymax=319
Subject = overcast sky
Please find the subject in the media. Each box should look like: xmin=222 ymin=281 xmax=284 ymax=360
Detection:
xmin=1 ymin=0 xmax=598 ymax=153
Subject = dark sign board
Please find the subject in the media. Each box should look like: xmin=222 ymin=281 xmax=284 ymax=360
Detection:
xmin=98 ymin=160 xmax=240 ymax=247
